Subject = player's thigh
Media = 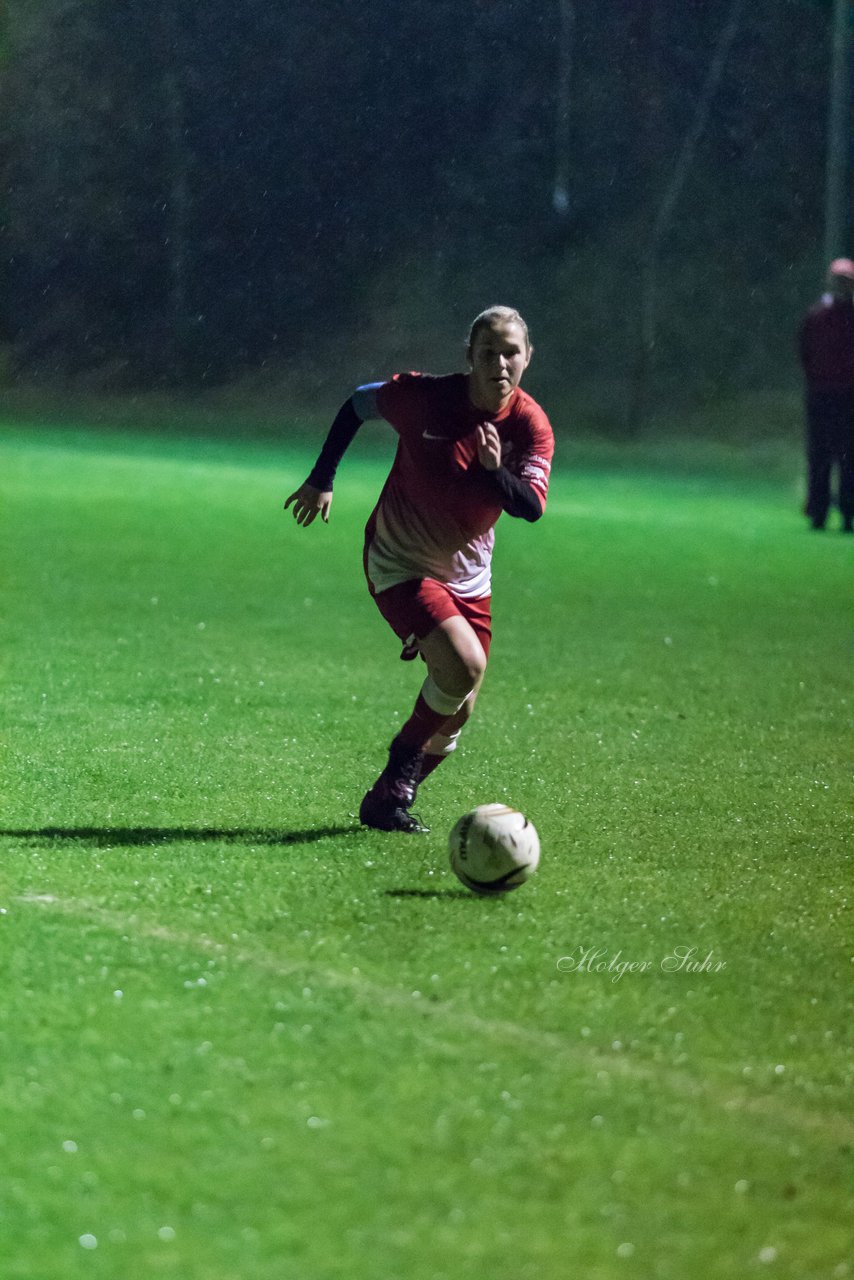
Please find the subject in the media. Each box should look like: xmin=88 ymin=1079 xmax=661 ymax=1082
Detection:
xmin=419 ymin=615 xmax=487 ymax=696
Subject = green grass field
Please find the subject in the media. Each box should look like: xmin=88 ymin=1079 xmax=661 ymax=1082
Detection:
xmin=1 ymin=420 xmax=852 ymax=1280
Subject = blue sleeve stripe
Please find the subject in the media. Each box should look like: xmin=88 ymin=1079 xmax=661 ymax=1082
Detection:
xmin=351 ymin=382 xmax=384 ymax=422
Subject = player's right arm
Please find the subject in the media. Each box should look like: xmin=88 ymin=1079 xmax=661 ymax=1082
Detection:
xmin=284 ymin=383 xmax=383 ymax=526
xmin=284 ymin=482 xmax=333 ymax=526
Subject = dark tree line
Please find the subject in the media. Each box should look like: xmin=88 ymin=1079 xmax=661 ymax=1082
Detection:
xmin=0 ymin=0 xmax=841 ymax=420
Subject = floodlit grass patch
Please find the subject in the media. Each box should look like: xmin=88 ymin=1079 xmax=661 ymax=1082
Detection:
xmin=0 ymin=421 xmax=851 ymax=1280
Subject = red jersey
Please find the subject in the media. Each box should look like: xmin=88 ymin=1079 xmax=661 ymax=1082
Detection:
xmin=365 ymin=372 xmax=554 ymax=599
xmin=799 ymin=295 xmax=854 ymax=390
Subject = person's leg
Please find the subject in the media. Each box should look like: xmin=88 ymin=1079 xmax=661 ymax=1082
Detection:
xmin=397 ymin=615 xmax=487 ymax=746
xmin=418 ymin=681 xmax=482 ymax=782
xmin=418 ymin=604 xmax=491 ymax=782
xmin=360 ymin=616 xmax=485 ymax=831
xmin=360 ymin=583 xmax=485 ymax=832
xmin=805 ymin=391 xmax=833 ymax=529
xmin=837 ymin=394 xmax=854 ymax=531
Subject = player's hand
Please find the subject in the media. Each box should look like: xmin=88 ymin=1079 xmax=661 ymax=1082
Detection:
xmin=284 ymin=482 xmax=332 ymax=526
xmin=476 ymin=422 xmax=502 ymax=471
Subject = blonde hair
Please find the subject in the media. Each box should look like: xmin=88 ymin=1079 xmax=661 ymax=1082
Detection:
xmin=466 ymin=306 xmax=531 ymax=358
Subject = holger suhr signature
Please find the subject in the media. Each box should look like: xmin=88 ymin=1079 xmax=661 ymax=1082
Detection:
xmin=556 ymin=945 xmax=727 ymax=983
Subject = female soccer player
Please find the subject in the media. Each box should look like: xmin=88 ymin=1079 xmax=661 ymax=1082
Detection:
xmin=284 ymin=305 xmax=554 ymax=832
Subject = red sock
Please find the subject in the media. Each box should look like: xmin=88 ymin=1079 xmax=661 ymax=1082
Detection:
xmin=419 ymin=753 xmax=446 ymax=781
xmin=397 ymin=693 xmax=451 ymax=750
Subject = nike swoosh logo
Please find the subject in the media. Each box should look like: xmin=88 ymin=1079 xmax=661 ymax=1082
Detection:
xmin=422 ymin=431 xmax=449 ymax=441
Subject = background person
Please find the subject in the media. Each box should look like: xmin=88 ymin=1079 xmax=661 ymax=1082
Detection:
xmin=798 ymin=258 xmax=854 ymax=532
xmin=285 ymin=306 xmax=554 ymax=832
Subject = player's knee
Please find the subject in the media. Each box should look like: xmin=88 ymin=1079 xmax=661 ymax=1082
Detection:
xmin=422 ymin=674 xmax=468 ymax=717
xmin=421 ymin=618 xmax=486 ymax=696
xmin=458 ymin=643 xmax=487 ymax=690
xmin=444 ymin=652 xmax=484 ymax=698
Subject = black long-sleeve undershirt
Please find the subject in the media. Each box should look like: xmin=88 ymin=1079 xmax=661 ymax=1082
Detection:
xmin=305 ymin=396 xmax=542 ymax=521
xmin=484 ymin=463 xmax=543 ymax=522
xmin=306 ymin=398 xmax=364 ymax=492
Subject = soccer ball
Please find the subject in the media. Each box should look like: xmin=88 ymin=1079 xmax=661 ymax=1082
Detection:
xmin=448 ymin=804 xmax=540 ymax=895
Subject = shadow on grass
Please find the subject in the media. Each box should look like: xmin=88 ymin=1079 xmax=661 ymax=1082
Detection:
xmin=384 ymin=888 xmax=475 ymax=901
xmin=0 ymin=825 xmax=361 ymax=848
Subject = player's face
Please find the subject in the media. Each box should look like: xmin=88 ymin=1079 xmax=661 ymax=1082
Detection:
xmin=468 ymin=321 xmax=532 ymax=410
xmin=829 ymin=273 xmax=854 ymax=299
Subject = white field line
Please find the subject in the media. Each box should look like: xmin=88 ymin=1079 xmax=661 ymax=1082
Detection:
xmin=13 ymin=891 xmax=852 ymax=1144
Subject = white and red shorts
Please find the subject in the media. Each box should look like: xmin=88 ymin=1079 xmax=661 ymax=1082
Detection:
xmin=367 ymin=575 xmax=492 ymax=660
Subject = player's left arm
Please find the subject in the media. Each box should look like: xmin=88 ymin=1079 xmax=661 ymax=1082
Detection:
xmin=476 ymin=419 xmax=553 ymax=523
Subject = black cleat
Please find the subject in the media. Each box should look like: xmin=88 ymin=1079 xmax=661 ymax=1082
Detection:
xmin=359 ymin=737 xmax=427 ymax=833
xmin=359 ymin=787 xmax=429 ymax=833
